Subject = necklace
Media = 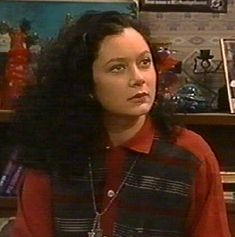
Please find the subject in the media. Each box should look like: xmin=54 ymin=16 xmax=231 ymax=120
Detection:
xmin=87 ymin=155 xmax=138 ymax=237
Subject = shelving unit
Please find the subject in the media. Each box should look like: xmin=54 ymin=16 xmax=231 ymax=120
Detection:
xmin=0 ymin=110 xmax=234 ymax=124
xmin=0 ymin=110 xmax=16 ymax=217
xmin=0 ymin=197 xmax=17 ymax=217
xmin=0 ymin=110 xmax=14 ymax=123
xmin=173 ymin=112 xmax=235 ymax=125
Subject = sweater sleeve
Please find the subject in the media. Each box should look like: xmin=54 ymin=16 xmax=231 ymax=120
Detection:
xmin=176 ymin=128 xmax=231 ymax=237
xmin=10 ymin=169 xmax=54 ymax=237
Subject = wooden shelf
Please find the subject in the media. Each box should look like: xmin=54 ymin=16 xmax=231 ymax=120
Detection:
xmin=0 ymin=110 xmax=14 ymax=123
xmin=173 ymin=113 xmax=235 ymax=126
xmin=0 ymin=196 xmax=17 ymax=217
xmin=0 ymin=110 xmax=234 ymax=125
xmin=0 ymin=196 xmax=16 ymax=208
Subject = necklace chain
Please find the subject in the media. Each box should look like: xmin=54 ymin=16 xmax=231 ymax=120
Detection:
xmin=88 ymin=155 xmax=138 ymax=236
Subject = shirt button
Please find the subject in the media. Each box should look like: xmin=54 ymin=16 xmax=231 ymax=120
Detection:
xmin=107 ymin=190 xmax=115 ymax=198
xmin=105 ymin=146 xmax=111 ymax=150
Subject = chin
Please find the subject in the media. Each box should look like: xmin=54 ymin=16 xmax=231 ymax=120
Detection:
xmin=106 ymin=103 xmax=153 ymax=117
xmin=128 ymin=107 xmax=152 ymax=117
xmin=136 ymin=103 xmax=152 ymax=113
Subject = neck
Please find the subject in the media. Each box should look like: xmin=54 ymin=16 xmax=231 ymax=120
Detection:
xmin=103 ymin=113 xmax=147 ymax=147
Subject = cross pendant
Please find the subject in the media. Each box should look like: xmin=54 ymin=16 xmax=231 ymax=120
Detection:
xmin=88 ymin=227 xmax=103 ymax=237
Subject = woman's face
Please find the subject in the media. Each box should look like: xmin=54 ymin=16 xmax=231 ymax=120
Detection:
xmin=92 ymin=27 xmax=157 ymax=118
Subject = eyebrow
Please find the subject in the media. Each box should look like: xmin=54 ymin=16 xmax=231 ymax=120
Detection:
xmin=104 ymin=50 xmax=151 ymax=66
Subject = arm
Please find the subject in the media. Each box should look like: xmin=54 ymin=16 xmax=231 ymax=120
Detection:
xmin=187 ymin=151 xmax=231 ymax=237
xmin=11 ymin=169 xmax=54 ymax=237
xmin=177 ymin=129 xmax=231 ymax=237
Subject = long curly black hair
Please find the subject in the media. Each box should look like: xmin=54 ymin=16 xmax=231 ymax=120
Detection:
xmin=6 ymin=11 xmax=178 ymax=175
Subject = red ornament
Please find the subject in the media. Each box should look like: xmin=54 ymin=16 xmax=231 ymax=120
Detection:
xmin=3 ymin=30 xmax=30 ymax=109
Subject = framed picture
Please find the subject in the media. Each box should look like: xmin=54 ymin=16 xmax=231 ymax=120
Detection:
xmin=220 ymin=38 xmax=235 ymax=113
xmin=139 ymin=0 xmax=227 ymax=13
xmin=0 ymin=0 xmax=137 ymax=42
xmin=0 ymin=0 xmax=137 ymax=108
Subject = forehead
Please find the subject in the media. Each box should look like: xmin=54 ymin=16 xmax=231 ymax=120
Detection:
xmin=96 ymin=27 xmax=150 ymax=60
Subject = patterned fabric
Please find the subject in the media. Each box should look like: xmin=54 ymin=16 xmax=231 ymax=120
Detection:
xmin=52 ymin=138 xmax=200 ymax=237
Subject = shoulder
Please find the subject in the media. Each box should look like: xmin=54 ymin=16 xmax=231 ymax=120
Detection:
xmin=22 ymin=169 xmax=52 ymax=194
xmin=174 ymin=128 xmax=222 ymax=186
xmin=24 ymin=168 xmax=51 ymax=180
xmin=175 ymin=128 xmax=217 ymax=166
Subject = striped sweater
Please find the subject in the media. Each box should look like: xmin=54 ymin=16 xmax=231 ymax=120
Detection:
xmin=52 ymin=138 xmax=200 ymax=237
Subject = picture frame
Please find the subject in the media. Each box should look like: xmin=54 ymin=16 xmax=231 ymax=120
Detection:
xmin=220 ymin=38 xmax=235 ymax=114
xmin=139 ymin=0 xmax=227 ymax=13
xmin=0 ymin=0 xmax=137 ymax=42
xmin=0 ymin=0 xmax=137 ymax=103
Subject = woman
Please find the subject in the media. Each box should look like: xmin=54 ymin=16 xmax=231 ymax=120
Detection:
xmin=9 ymin=11 xmax=230 ymax=237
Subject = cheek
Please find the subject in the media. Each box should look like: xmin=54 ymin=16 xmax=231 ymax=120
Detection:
xmin=94 ymin=81 xmax=121 ymax=105
xmin=95 ymin=88 xmax=124 ymax=113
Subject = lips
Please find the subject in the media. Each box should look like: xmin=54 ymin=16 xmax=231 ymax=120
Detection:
xmin=127 ymin=92 xmax=149 ymax=100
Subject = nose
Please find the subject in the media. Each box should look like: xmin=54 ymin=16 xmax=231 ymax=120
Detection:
xmin=129 ymin=66 xmax=145 ymax=87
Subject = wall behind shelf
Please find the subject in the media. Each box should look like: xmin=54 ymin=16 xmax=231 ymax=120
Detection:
xmin=139 ymin=0 xmax=235 ymax=60
xmin=140 ymin=1 xmax=235 ymax=111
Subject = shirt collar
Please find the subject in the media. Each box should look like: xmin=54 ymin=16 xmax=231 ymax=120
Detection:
xmin=123 ymin=117 xmax=158 ymax=154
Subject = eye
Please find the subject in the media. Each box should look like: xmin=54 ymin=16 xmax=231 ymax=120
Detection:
xmin=110 ymin=64 xmax=126 ymax=73
xmin=139 ymin=57 xmax=152 ymax=68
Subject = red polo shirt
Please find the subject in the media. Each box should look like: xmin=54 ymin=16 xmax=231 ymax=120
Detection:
xmin=100 ymin=118 xmax=155 ymax=236
xmin=11 ymin=119 xmax=231 ymax=237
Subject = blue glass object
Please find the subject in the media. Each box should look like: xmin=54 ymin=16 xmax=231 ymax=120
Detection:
xmin=172 ymin=83 xmax=210 ymax=113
